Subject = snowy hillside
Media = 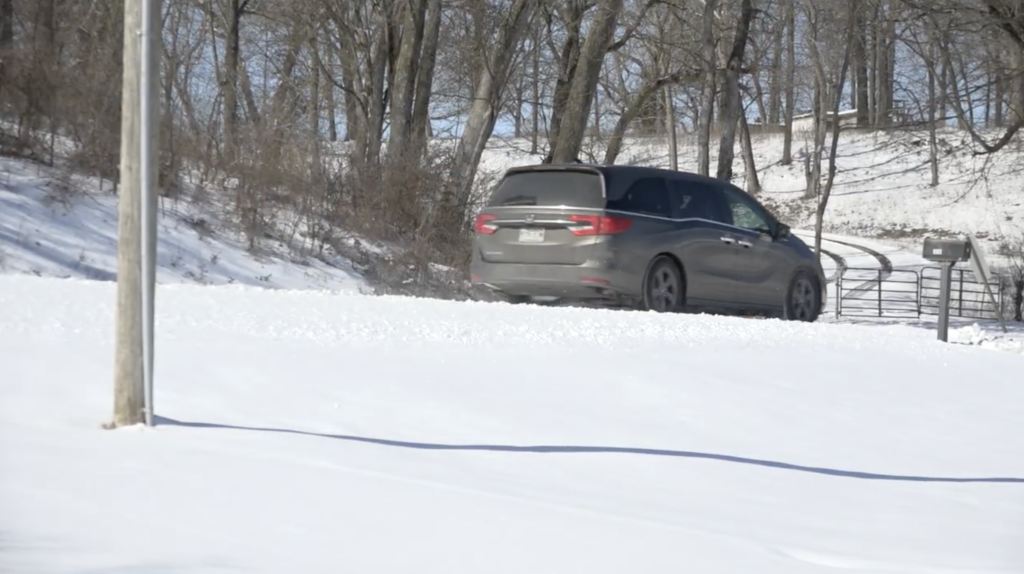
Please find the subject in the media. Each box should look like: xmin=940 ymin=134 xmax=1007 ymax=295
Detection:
xmin=475 ymin=129 xmax=1024 ymax=258
xmin=1 ymin=274 xmax=1023 ymax=573
xmin=0 ymin=156 xmax=366 ymax=292
xmin=3 ymin=126 xmax=1024 ymax=291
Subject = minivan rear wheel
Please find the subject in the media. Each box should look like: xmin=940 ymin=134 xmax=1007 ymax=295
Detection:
xmin=783 ymin=271 xmax=821 ymax=322
xmin=642 ymin=257 xmax=685 ymax=313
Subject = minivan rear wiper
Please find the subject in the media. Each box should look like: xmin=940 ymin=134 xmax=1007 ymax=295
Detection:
xmin=501 ymin=195 xmax=537 ymax=206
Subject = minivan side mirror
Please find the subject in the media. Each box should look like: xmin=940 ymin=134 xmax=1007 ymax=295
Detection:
xmin=775 ymin=222 xmax=791 ymax=239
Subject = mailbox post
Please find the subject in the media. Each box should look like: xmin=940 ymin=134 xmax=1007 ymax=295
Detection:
xmin=921 ymin=238 xmax=972 ymax=342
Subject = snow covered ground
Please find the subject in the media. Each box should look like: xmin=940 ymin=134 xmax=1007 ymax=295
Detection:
xmin=0 ymin=157 xmax=366 ymax=292
xmin=1 ymin=274 xmax=1023 ymax=573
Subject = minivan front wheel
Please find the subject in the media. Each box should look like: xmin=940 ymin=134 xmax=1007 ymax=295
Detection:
xmin=783 ymin=271 xmax=821 ymax=322
xmin=642 ymin=257 xmax=685 ymax=313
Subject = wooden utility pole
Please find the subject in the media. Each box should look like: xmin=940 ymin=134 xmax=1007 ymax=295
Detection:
xmin=112 ymin=0 xmax=160 ymax=428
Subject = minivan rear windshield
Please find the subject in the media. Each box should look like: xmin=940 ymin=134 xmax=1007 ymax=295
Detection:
xmin=486 ymin=170 xmax=605 ymax=208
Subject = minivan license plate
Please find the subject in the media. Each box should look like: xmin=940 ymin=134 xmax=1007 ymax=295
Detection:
xmin=518 ymin=228 xmax=545 ymax=243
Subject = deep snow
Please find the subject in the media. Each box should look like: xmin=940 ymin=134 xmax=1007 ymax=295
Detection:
xmin=1 ymin=274 xmax=1023 ymax=573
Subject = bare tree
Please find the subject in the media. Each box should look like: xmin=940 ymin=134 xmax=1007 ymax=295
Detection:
xmin=549 ymin=0 xmax=625 ymax=163
xmin=696 ymin=0 xmax=718 ymax=176
xmin=440 ymin=0 xmax=537 ymax=237
xmin=715 ymin=0 xmax=755 ymax=181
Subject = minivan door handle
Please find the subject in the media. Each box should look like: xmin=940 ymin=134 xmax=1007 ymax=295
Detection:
xmin=737 ymin=240 xmax=753 ymax=248
xmin=719 ymin=236 xmax=736 ymax=244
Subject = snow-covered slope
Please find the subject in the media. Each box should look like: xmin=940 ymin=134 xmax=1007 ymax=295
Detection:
xmin=2 ymin=274 xmax=1023 ymax=573
xmin=476 ymin=129 xmax=1024 ymax=256
xmin=0 ymin=157 xmax=366 ymax=292
xmin=4 ymin=126 xmax=1024 ymax=289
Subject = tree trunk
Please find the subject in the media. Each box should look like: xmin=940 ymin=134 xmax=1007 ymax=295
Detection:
xmin=697 ymin=0 xmax=718 ymax=176
xmin=781 ymin=0 xmax=796 ymax=166
xmin=854 ymin=3 xmax=870 ymax=127
xmin=1012 ymin=48 xmax=1024 ymax=123
xmin=388 ymin=0 xmax=428 ymax=162
xmin=926 ymin=28 xmax=940 ymax=187
xmin=546 ymin=1 xmax=586 ymax=155
xmin=715 ymin=0 xmax=754 ymax=181
xmin=222 ymin=0 xmax=241 ymax=166
xmin=550 ymin=0 xmax=624 ymax=164
xmin=740 ymin=113 xmax=760 ymax=194
xmin=410 ymin=0 xmax=443 ymax=158
xmin=530 ymin=26 xmax=540 ymax=155
xmin=666 ymin=85 xmax=678 ymax=170
xmin=309 ymin=37 xmax=322 ymax=176
xmin=0 ymin=0 xmax=13 ymax=107
xmin=604 ymin=75 xmax=679 ymax=165
xmin=813 ymin=4 xmax=853 ymax=259
xmin=442 ymin=0 xmax=536 ymax=231
xmin=324 ymin=45 xmax=338 ymax=142
xmin=768 ymin=17 xmax=783 ymax=125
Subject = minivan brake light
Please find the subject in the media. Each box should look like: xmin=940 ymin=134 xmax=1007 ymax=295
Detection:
xmin=569 ymin=215 xmax=632 ymax=236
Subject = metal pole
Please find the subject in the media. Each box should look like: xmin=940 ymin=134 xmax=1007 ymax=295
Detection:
xmin=937 ymin=262 xmax=952 ymax=342
xmin=980 ymin=278 xmax=1009 ymax=334
xmin=140 ymin=0 xmax=159 ymax=426
xmin=835 ymin=274 xmax=842 ymax=317
xmin=665 ymin=85 xmax=678 ymax=170
xmin=877 ymin=269 xmax=882 ymax=317
xmin=956 ymin=269 xmax=963 ymax=317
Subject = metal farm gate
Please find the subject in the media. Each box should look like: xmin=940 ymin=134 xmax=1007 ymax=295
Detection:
xmin=835 ymin=266 xmax=1004 ymax=320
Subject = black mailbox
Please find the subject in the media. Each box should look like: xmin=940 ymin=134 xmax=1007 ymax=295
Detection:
xmin=922 ymin=238 xmax=971 ymax=263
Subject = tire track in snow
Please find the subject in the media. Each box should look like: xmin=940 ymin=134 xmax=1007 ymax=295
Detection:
xmin=822 ymin=236 xmax=893 ymax=297
xmin=795 ymin=233 xmax=890 ymax=294
xmin=815 ymin=246 xmax=846 ymax=284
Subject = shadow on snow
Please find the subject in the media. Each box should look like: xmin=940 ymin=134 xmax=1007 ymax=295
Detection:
xmin=155 ymin=416 xmax=1024 ymax=484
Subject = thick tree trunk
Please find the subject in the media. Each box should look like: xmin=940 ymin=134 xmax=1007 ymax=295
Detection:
xmin=443 ymin=0 xmax=536 ymax=228
xmin=388 ymin=0 xmax=428 ymax=162
xmin=550 ymin=0 xmax=624 ymax=164
xmin=410 ymin=0 xmax=443 ymax=158
xmin=0 ymin=0 xmax=13 ymax=107
xmin=546 ymin=1 xmax=586 ymax=155
xmin=715 ymin=0 xmax=754 ymax=181
xmin=740 ymin=113 xmax=760 ymax=194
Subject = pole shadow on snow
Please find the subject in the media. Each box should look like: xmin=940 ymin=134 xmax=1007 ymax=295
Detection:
xmin=154 ymin=416 xmax=1024 ymax=484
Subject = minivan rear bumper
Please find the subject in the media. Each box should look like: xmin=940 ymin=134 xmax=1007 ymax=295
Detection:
xmin=470 ymin=259 xmax=637 ymax=300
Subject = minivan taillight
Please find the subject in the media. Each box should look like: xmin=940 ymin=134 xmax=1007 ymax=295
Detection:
xmin=569 ymin=215 xmax=632 ymax=236
xmin=474 ymin=214 xmax=497 ymax=234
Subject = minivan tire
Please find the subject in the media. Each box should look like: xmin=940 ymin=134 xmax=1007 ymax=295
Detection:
xmin=783 ymin=270 xmax=821 ymax=322
xmin=641 ymin=256 xmax=685 ymax=313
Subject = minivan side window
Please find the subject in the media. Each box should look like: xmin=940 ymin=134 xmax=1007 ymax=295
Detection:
xmin=720 ymin=185 xmax=775 ymax=234
xmin=667 ymin=179 xmax=728 ymax=223
xmin=606 ymin=177 xmax=671 ymax=217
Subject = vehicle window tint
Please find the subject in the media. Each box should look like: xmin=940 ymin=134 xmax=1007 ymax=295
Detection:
xmin=487 ymin=170 xmax=605 ymax=208
xmin=605 ymin=177 xmax=670 ymax=217
xmin=721 ymin=186 xmax=773 ymax=233
xmin=668 ymin=180 xmax=726 ymax=222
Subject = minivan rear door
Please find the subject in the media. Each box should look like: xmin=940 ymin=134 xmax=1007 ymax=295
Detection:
xmin=474 ymin=167 xmax=607 ymax=266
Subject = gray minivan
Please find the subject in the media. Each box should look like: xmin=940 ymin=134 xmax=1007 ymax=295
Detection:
xmin=470 ymin=163 xmax=826 ymax=321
